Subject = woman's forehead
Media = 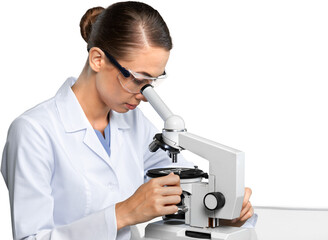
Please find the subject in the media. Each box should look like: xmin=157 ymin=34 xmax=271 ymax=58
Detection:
xmin=122 ymin=47 xmax=170 ymax=77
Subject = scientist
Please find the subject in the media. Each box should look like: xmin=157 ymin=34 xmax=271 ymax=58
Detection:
xmin=1 ymin=2 xmax=254 ymax=240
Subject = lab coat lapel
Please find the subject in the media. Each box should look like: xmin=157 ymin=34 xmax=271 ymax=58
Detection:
xmin=83 ymin=127 xmax=112 ymax=167
xmin=55 ymin=77 xmax=113 ymax=168
xmin=83 ymin=111 xmax=131 ymax=169
xmin=105 ymin=111 xmax=130 ymax=170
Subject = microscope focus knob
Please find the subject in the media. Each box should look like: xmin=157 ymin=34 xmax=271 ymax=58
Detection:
xmin=203 ymin=192 xmax=225 ymax=211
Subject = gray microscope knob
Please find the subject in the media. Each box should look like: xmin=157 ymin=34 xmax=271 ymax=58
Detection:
xmin=203 ymin=192 xmax=225 ymax=211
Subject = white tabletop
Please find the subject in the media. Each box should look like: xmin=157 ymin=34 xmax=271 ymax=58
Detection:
xmin=254 ymin=206 xmax=328 ymax=240
xmin=132 ymin=206 xmax=328 ymax=240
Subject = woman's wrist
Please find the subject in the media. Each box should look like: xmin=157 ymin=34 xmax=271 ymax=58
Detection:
xmin=115 ymin=201 xmax=133 ymax=230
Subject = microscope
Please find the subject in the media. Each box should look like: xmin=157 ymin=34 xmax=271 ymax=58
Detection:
xmin=136 ymin=85 xmax=255 ymax=240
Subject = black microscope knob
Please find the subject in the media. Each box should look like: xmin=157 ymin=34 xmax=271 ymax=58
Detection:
xmin=203 ymin=192 xmax=225 ymax=211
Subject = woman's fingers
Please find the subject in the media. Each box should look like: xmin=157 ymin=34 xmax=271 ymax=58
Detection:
xmin=116 ymin=172 xmax=183 ymax=228
xmin=147 ymin=173 xmax=182 ymax=196
xmin=149 ymin=173 xmax=182 ymax=208
xmin=239 ymin=201 xmax=253 ymax=220
xmin=219 ymin=187 xmax=254 ymax=227
xmin=159 ymin=186 xmax=182 ymax=196
xmin=242 ymin=187 xmax=252 ymax=208
xmin=239 ymin=205 xmax=254 ymax=222
xmin=161 ymin=205 xmax=179 ymax=216
xmin=156 ymin=172 xmax=180 ymax=186
xmin=160 ymin=194 xmax=181 ymax=206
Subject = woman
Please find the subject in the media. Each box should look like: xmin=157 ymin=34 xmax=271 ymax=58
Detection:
xmin=1 ymin=2 xmax=254 ymax=239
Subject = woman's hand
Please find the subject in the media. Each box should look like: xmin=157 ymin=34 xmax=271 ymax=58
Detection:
xmin=115 ymin=173 xmax=181 ymax=230
xmin=219 ymin=187 xmax=254 ymax=227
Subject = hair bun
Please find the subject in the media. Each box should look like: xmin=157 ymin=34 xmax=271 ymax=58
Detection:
xmin=80 ymin=6 xmax=104 ymax=43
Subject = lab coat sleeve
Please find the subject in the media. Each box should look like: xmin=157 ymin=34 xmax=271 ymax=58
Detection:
xmin=241 ymin=213 xmax=258 ymax=228
xmin=1 ymin=116 xmax=117 ymax=240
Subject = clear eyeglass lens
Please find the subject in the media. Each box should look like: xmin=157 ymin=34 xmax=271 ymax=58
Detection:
xmin=117 ymin=72 xmax=152 ymax=93
xmin=151 ymin=78 xmax=165 ymax=87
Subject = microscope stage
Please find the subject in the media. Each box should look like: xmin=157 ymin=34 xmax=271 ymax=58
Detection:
xmin=146 ymin=167 xmax=208 ymax=180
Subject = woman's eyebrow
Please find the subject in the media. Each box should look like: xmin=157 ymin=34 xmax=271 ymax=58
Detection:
xmin=138 ymin=71 xmax=153 ymax=77
xmin=137 ymin=71 xmax=166 ymax=78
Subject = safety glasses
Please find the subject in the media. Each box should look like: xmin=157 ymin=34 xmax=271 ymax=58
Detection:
xmin=102 ymin=49 xmax=167 ymax=93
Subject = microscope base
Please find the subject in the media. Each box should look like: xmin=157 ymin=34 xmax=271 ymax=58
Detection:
xmin=142 ymin=220 xmax=256 ymax=240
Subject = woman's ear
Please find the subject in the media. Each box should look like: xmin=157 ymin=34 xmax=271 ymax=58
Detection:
xmin=88 ymin=47 xmax=106 ymax=72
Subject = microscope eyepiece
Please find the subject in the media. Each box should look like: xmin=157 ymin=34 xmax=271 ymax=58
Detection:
xmin=140 ymin=84 xmax=153 ymax=94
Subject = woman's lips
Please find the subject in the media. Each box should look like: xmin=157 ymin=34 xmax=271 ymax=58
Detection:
xmin=126 ymin=103 xmax=137 ymax=110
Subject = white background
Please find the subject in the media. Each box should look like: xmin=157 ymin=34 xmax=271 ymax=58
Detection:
xmin=0 ymin=0 xmax=327 ymax=238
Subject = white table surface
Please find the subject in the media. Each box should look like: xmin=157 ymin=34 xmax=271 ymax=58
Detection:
xmin=254 ymin=206 xmax=328 ymax=240
xmin=133 ymin=206 xmax=328 ymax=240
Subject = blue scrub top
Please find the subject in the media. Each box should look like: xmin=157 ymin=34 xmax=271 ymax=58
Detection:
xmin=94 ymin=122 xmax=111 ymax=156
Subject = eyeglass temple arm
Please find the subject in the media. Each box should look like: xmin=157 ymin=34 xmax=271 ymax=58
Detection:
xmin=103 ymin=52 xmax=130 ymax=78
xmin=87 ymin=47 xmax=131 ymax=78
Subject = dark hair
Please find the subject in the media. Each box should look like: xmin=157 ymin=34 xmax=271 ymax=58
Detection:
xmin=80 ymin=1 xmax=172 ymax=60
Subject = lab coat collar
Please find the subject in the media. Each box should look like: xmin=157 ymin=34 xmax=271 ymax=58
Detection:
xmin=55 ymin=77 xmax=130 ymax=133
xmin=55 ymin=77 xmax=130 ymax=170
xmin=110 ymin=111 xmax=130 ymax=130
xmin=55 ymin=77 xmax=89 ymax=133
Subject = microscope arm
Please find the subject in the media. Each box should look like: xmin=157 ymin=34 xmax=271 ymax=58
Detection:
xmin=141 ymin=84 xmax=245 ymax=222
xmin=179 ymin=132 xmax=245 ymax=220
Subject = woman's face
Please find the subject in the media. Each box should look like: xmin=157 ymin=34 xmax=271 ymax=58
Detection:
xmin=96 ymin=47 xmax=170 ymax=113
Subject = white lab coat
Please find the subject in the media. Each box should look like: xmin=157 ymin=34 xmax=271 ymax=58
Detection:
xmin=1 ymin=77 xmax=193 ymax=240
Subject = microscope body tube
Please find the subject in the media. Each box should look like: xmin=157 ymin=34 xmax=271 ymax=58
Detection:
xmin=140 ymin=85 xmax=173 ymax=121
xmin=141 ymin=85 xmax=186 ymax=131
xmin=141 ymin=85 xmax=186 ymax=151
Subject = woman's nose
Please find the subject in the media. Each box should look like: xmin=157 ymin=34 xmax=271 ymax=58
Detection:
xmin=135 ymin=93 xmax=148 ymax=102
